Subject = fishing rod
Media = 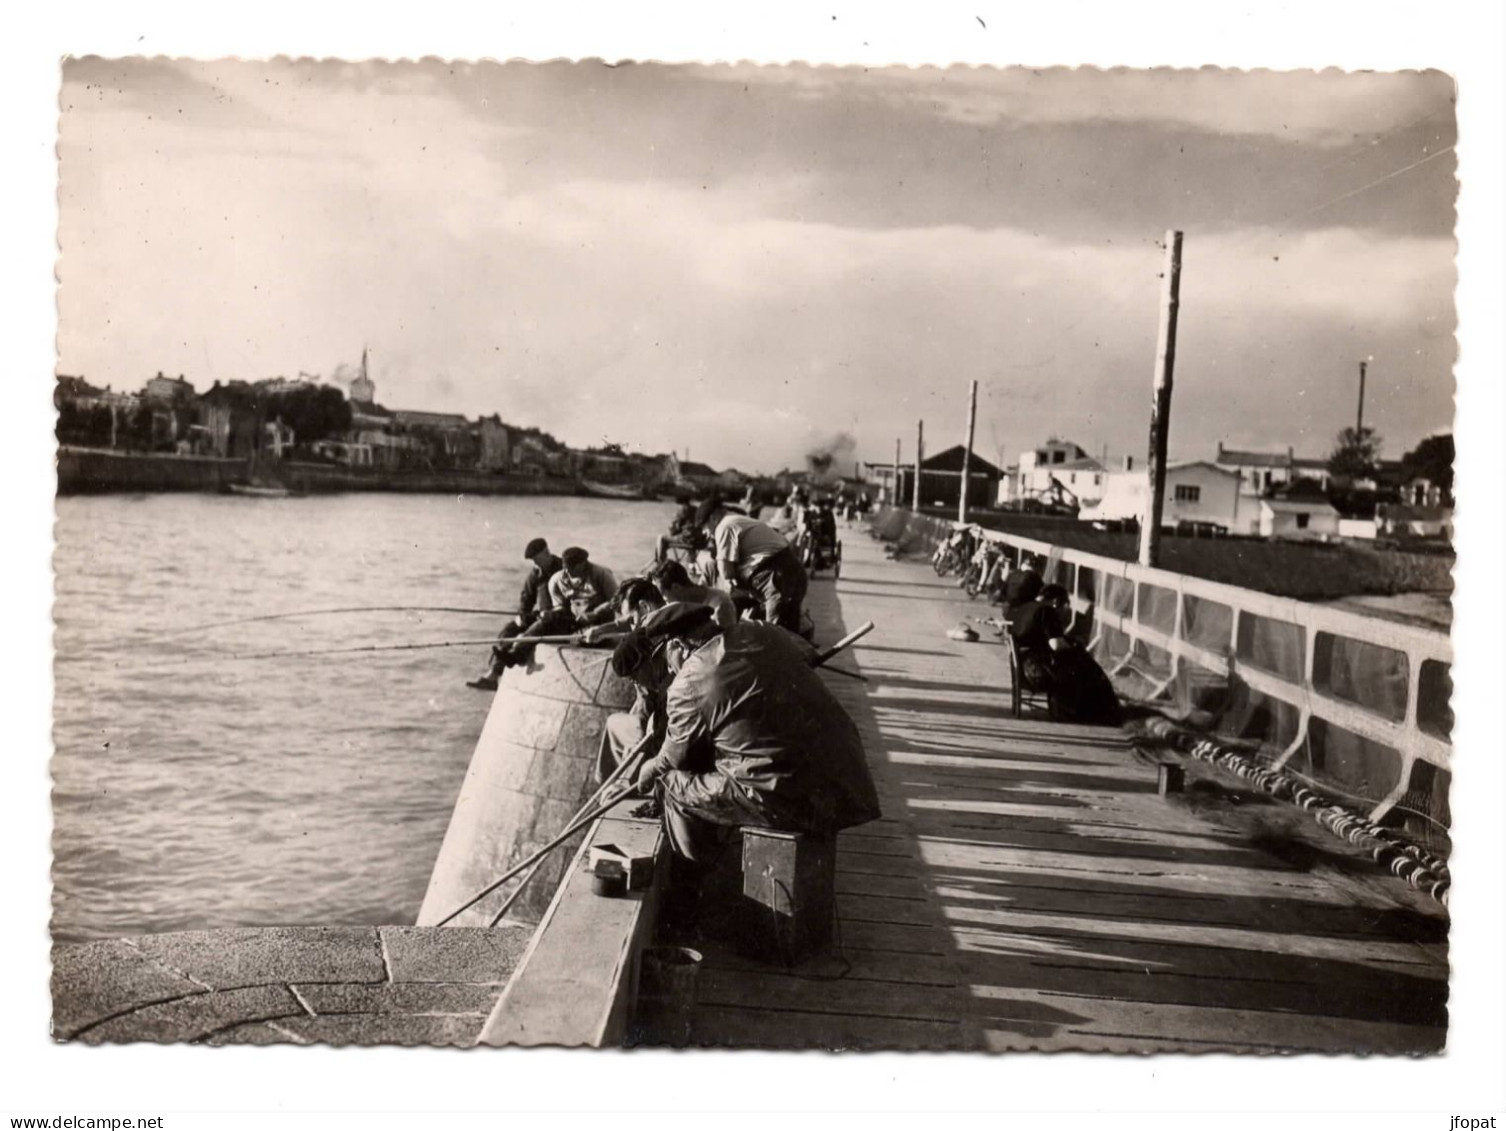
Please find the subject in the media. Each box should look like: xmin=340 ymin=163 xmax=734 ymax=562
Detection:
xmin=439 ymin=618 xmax=879 ymax=927
xmin=482 ymin=731 xmax=659 ymax=927
xmin=159 ymin=605 xmax=519 ymax=636
xmin=436 ymin=781 xmax=644 ymax=927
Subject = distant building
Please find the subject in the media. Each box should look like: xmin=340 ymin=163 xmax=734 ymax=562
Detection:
xmin=1081 ymin=461 xmax=1250 ymax=533
xmin=676 ymin=459 xmax=723 ymax=493
xmin=1213 ymin=442 xmax=1333 ymax=494
xmin=142 ymin=373 xmax=198 ymax=405
xmin=350 ymin=348 xmax=376 ymax=404
xmin=898 ymin=445 xmax=1003 ymax=511
xmin=1258 ymin=497 xmax=1341 ymax=541
xmin=477 ymin=416 xmax=511 ymax=472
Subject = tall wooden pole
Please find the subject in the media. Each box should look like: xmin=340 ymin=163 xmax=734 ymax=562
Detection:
xmin=912 ymin=419 xmax=924 ymax=510
xmin=958 ymin=380 xmax=979 ymax=524
xmin=892 ymin=437 xmax=901 ymax=505
xmin=1139 ymin=230 xmax=1184 ymax=568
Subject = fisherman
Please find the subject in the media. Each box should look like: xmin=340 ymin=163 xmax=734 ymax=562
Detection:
xmin=466 ymin=536 xmax=562 ymax=691
xmin=595 ymin=586 xmax=682 ymax=780
xmin=997 ymin=551 xmax=1045 ymax=612
xmin=575 ymin=577 xmax=667 ymax=645
xmin=696 ymin=498 xmax=808 ymax=633
xmin=655 ymin=500 xmax=705 ymax=565
xmin=543 ymin=546 xmax=619 ymax=631
xmin=648 ymin=559 xmax=739 ymax=629
xmin=628 ymin=604 xmax=881 ymax=868
xmin=1008 ymin=583 xmax=1123 ymax=725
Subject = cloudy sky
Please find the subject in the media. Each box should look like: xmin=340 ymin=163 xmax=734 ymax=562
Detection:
xmin=58 ymin=59 xmax=1456 ymax=473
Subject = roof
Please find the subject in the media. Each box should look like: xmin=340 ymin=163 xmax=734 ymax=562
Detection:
xmin=1261 ymin=498 xmax=1339 ymax=514
xmin=1054 ymin=457 xmax=1106 ymax=473
xmin=1215 ymin=446 xmax=1292 ymax=468
xmin=678 ymin=461 xmax=719 ymax=478
xmin=1291 ymin=457 xmax=1331 ymax=471
xmin=921 ymin=445 xmax=1005 ymax=477
xmin=1166 ymin=460 xmax=1242 ymax=478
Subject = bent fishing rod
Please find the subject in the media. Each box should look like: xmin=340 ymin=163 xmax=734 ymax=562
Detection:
xmin=436 ymin=619 xmax=878 ymax=926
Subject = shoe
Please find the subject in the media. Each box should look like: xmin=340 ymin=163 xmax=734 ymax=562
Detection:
xmin=466 ymin=675 xmax=499 ymax=691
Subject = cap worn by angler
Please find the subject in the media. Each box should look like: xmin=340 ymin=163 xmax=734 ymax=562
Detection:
xmin=610 ymin=630 xmax=655 ymax=678
xmin=523 ymin=537 xmax=548 ymax=559
xmin=561 ymin=546 xmax=590 ymax=568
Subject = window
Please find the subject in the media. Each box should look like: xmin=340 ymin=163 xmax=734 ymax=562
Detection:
xmin=1053 ymin=451 xmax=1066 ymax=464
xmin=1093 ymin=474 xmax=1102 ymax=486
xmin=1296 ymin=513 xmax=1310 ymax=529
xmin=1174 ymin=484 xmax=1201 ymax=502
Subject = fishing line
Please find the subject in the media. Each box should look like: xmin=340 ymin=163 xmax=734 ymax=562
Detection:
xmin=158 ymin=605 xmax=518 ymax=636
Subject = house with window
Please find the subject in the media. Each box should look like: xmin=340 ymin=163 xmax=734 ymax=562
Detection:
xmin=1080 ymin=460 xmax=1251 ymax=533
xmin=1213 ymin=442 xmax=1332 ymax=494
xmin=1258 ymin=497 xmax=1341 ymax=540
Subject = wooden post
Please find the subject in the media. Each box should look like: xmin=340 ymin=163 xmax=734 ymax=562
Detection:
xmin=1139 ymin=230 xmax=1184 ymax=568
xmin=912 ymin=419 xmax=924 ymax=511
xmin=892 ymin=437 xmax=901 ymax=506
xmin=958 ymin=380 xmax=979 ymax=524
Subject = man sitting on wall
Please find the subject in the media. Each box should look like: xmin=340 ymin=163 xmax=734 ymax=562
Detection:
xmin=467 ymin=536 xmax=561 ymax=691
xmin=1008 ymin=584 xmax=1123 ymax=726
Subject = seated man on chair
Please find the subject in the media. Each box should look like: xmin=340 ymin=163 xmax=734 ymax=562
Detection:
xmin=626 ymin=604 xmax=881 ymax=869
xmin=1008 ymin=584 xmax=1123 ymax=726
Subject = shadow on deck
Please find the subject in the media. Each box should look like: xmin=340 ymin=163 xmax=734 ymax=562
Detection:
xmin=683 ymin=525 xmax=1449 ymax=1054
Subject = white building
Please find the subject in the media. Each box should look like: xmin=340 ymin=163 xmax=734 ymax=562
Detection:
xmin=1213 ymin=442 xmax=1332 ymax=493
xmin=1080 ymin=461 xmax=1253 ymax=533
xmin=1258 ymin=498 xmax=1341 ymax=540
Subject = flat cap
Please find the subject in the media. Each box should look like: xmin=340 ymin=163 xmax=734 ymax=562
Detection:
xmin=560 ymin=546 xmax=590 ymax=568
xmin=523 ymin=537 xmax=549 ymax=559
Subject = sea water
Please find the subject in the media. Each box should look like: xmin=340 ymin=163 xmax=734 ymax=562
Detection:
xmin=51 ymin=491 xmax=674 ymax=942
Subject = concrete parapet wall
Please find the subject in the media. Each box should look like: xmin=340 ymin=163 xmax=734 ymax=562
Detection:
xmin=417 ymin=644 xmax=636 ymax=928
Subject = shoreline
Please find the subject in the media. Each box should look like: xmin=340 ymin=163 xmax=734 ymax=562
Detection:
xmin=55 ymin=445 xmax=661 ymax=500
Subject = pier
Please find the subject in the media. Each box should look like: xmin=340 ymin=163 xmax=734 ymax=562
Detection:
xmin=682 ymin=524 xmax=1448 ymax=1052
xmin=51 ymin=514 xmax=1449 ymax=1051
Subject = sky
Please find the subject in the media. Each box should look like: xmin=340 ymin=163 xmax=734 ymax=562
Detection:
xmin=57 ymin=59 xmax=1457 ymax=474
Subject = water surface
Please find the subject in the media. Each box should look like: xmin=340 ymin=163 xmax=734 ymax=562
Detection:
xmin=52 ymin=491 xmax=671 ymax=942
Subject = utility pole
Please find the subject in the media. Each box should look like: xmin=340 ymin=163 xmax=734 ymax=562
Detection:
xmin=1356 ymin=358 xmax=1369 ymax=434
xmin=1139 ymin=230 xmax=1184 ymax=568
xmin=958 ymin=380 xmax=979 ymax=524
xmin=892 ymin=437 xmax=901 ymax=506
xmin=912 ymin=419 xmax=924 ymax=511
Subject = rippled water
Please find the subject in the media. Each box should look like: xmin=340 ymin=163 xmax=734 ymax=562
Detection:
xmin=51 ymin=492 xmax=674 ymax=942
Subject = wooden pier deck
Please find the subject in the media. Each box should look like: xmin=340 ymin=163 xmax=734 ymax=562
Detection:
xmin=685 ymin=524 xmax=1449 ymax=1053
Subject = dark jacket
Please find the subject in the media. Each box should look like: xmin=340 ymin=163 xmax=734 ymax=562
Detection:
xmin=1000 ymin=568 xmax=1043 ymax=611
xmin=518 ymin=553 xmax=563 ymax=624
xmin=651 ymin=623 xmax=881 ymax=834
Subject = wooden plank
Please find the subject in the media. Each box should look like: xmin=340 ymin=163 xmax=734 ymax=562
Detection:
xmin=690 ymin=1004 xmax=975 ymax=1051
xmin=478 ymin=814 xmax=663 ymax=1047
xmin=969 ymin=985 xmax=1444 ymax=1055
xmin=697 ymin=966 xmax=967 ymax=1023
xmin=942 ymin=905 xmax=1447 ymax=969
xmin=705 ymin=946 xmax=964 ymax=988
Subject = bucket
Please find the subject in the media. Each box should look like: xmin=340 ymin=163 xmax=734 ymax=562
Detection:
xmin=634 ymin=945 xmax=703 ymax=1046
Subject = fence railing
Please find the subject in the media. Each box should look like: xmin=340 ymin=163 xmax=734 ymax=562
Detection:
xmin=872 ymin=507 xmax=1453 ymax=840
